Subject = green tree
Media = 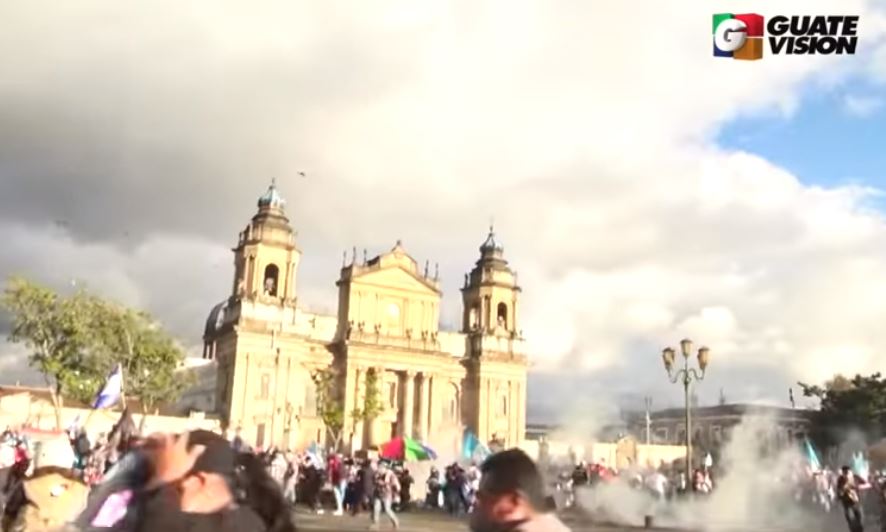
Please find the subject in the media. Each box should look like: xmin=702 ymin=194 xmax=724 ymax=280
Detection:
xmin=312 ymin=367 xmax=345 ymax=450
xmin=90 ymin=303 xmax=191 ymax=415
xmin=1 ymin=277 xmax=106 ymax=428
xmin=312 ymin=367 xmax=385 ymax=451
xmin=351 ymin=368 xmax=384 ymax=429
xmin=2 ymin=277 xmax=192 ymax=426
xmin=799 ymin=372 xmax=886 ymax=448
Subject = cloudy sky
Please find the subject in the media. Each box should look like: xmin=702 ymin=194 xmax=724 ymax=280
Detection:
xmin=2 ymin=1 xmax=886 ymax=420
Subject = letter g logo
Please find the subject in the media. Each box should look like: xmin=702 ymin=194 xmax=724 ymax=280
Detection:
xmin=714 ymin=18 xmax=747 ymax=53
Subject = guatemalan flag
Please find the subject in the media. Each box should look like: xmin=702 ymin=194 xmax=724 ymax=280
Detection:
xmin=93 ymin=364 xmax=123 ymax=409
xmin=462 ymin=430 xmax=491 ymax=462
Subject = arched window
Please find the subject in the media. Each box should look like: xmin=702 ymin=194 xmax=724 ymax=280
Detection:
xmin=263 ymin=264 xmax=279 ymax=296
xmin=496 ymin=303 xmax=508 ymax=328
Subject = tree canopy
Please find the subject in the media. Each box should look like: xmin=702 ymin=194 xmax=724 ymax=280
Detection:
xmin=1 ymin=276 xmax=190 ymax=426
xmin=799 ymin=372 xmax=886 ymax=448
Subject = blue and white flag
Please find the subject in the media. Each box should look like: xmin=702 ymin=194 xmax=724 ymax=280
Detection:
xmin=462 ymin=430 xmax=491 ymax=462
xmin=851 ymin=451 xmax=869 ymax=478
xmin=93 ymin=364 xmax=123 ymax=409
xmin=804 ymin=438 xmax=822 ymax=471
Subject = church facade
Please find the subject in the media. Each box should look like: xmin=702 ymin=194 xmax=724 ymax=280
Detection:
xmin=203 ymin=182 xmax=529 ymax=454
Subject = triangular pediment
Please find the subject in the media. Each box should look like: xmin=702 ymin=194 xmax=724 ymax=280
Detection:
xmin=351 ymin=263 xmax=441 ymax=296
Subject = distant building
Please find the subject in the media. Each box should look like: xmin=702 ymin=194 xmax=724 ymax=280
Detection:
xmin=175 ymin=358 xmax=217 ymax=414
xmin=621 ymin=403 xmax=813 ymax=453
xmin=527 ymin=404 xmax=812 ymax=452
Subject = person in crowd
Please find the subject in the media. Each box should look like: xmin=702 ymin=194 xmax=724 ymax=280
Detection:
xmin=570 ymin=463 xmax=588 ymax=489
xmin=302 ymin=453 xmax=326 ymax=514
xmin=230 ymin=428 xmax=245 ymax=453
xmin=327 ymin=452 xmax=345 ymax=516
xmin=370 ymin=460 xmax=400 ymax=530
xmin=343 ymin=457 xmax=359 ymax=513
xmin=79 ymin=430 xmax=294 ymax=532
xmin=837 ymin=465 xmax=869 ymax=532
xmin=2 ymin=436 xmax=87 ymax=532
xmin=445 ymin=463 xmax=469 ymax=516
xmin=397 ymin=466 xmax=413 ymax=512
xmin=268 ymin=448 xmax=288 ymax=488
xmin=71 ymin=429 xmax=91 ymax=473
xmin=692 ymin=468 xmax=713 ymax=495
xmin=355 ymin=459 xmax=375 ymax=516
xmin=425 ymin=466 xmax=442 ymax=509
xmin=0 ymin=436 xmax=17 ymax=510
xmin=645 ymin=467 xmax=668 ymax=503
xmin=469 ymin=448 xmax=570 ymax=532
xmin=876 ymin=471 xmax=886 ymax=532
xmin=281 ymin=451 xmax=298 ymax=506
xmin=466 ymin=464 xmax=482 ymax=511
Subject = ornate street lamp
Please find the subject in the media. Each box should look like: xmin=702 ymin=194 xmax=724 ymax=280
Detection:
xmin=662 ymin=339 xmax=710 ymax=487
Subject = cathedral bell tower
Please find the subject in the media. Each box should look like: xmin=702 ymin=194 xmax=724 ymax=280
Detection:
xmin=231 ymin=179 xmax=301 ymax=306
xmin=461 ymin=227 xmax=527 ymax=449
xmin=461 ymin=226 xmax=521 ymax=338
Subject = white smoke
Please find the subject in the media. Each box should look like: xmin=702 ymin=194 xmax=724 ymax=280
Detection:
xmin=577 ymin=414 xmax=825 ymax=530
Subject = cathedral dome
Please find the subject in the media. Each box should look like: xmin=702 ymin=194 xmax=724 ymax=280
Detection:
xmin=257 ymin=179 xmax=285 ymax=209
xmin=479 ymin=226 xmax=503 ymax=253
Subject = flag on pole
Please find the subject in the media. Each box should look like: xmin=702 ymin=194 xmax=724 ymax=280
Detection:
xmin=93 ymin=364 xmax=123 ymax=409
xmin=462 ymin=430 xmax=491 ymax=462
xmin=851 ymin=451 xmax=869 ymax=478
xmin=804 ymin=438 xmax=822 ymax=471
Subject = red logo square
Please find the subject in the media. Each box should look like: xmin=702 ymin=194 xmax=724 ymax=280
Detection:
xmin=735 ymin=13 xmax=764 ymax=37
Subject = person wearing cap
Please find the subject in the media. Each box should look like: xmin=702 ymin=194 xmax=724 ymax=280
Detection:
xmin=134 ymin=430 xmax=270 ymax=531
xmin=77 ymin=430 xmax=291 ymax=532
xmin=469 ymin=449 xmax=570 ymax=532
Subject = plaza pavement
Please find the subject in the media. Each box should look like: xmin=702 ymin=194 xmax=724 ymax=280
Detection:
xmin=292 ymin=508 xmax=835 ymax=532
xmin=291 ymin=508 xmax=771 ymax=532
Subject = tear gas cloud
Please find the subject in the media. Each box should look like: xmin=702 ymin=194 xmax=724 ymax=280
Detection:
xmin=572 ymin=414 xmax=827 ymax=530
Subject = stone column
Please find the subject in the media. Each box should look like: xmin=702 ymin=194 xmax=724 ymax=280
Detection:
xmin=509 ymin=380 xmax=517 ymax=447
xmin=418 ymin=373 xmax=430 ymax=441
xmin=426 ymin=374 xmax=437 ymax=441
xmin=402 ymin=371 xmax=416 ymax=438
xmin=368 ymin=367 xmax=384 ymax=448
xmin=352 ymin=367 xmax=365 ymax=452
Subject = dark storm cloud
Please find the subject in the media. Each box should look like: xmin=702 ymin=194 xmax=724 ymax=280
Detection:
xmin=0 ymin=1 xmax=424 ymax=247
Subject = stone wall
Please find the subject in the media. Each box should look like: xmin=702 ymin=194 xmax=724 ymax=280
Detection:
xmin=520 ymin=437 xmax=686 ymax=470
xmin=0 ymin=392 xmax=220 ymax=439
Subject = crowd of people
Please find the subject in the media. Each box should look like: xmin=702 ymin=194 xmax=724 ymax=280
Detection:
xmin=546 ymin=456 xmax=886 ymax=532
xmin=0 ymin=421 xmax=571 ymax=532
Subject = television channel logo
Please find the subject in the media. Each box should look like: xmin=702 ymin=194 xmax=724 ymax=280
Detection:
xmin=713 ymin=13 xmax=764 ymax=60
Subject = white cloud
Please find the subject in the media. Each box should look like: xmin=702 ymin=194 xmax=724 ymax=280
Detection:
xmin=843 ymin=94 xmax=884 ymax=116
xmin=1 ymin=0 xmax=886 ymax=404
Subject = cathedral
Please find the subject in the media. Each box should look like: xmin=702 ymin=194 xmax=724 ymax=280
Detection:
xmin=203 ymin=182 xmax=529 ymax=454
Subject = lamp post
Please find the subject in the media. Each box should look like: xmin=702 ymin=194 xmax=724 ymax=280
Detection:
xmin=661 ymin=339 xmax=710 ymax=486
